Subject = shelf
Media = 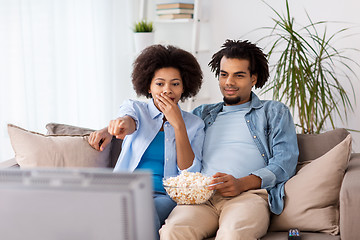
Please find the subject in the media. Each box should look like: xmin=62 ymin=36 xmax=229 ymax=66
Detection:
xmin=154 ymin=19 xmax=195 ymax=23
xmin=144 ymin=0 xmax=202 ymax=55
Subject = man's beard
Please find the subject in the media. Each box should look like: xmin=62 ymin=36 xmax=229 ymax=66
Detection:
xmin=223 ymin=96 xmax=241 ymax=105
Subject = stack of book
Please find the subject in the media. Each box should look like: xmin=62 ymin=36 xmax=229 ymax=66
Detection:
xmin=156 ymin=3 xmax=194 ymax=20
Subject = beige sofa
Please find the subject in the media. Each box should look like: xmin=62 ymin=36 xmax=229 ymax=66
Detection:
xmin=3 ymin=124 xmax=360 ymax=240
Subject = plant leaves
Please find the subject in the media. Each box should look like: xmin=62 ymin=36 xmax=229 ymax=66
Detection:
xmin=258 ymin=0 xmax=359 ymax=134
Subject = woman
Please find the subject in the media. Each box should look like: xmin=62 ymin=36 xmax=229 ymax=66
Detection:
xmin=88 ymin=44 xmax=204 ymax=238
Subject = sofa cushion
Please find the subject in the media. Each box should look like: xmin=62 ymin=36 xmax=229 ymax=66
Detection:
xmin=269 ymin=133 xmax=351 ymax=235
xmin=297 ymin=128 xmax=350 ymax=162
xmin=46 ymin=123 xmax=122 ymax=168
xmin=7 ymin=124 xmax=111 ymax=168
xmin=46 ymin=122 xmax=94 ymax=135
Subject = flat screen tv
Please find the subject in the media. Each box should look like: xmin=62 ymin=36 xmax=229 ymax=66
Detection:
xmin=0 ymin=168 xmax=154 ymax=240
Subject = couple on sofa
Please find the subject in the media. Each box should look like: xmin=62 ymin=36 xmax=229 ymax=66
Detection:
xmin=87 ymin=39 xmax=299 ymax=240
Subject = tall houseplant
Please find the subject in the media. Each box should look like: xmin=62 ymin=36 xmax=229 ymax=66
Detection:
xmin=133 ymin=20 xmax=154 ymax=53
xmin=258 ymin=0 xmax=359 ymax=134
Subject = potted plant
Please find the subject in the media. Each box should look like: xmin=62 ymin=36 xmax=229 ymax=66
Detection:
xmin=133 ymin=20 xmax=154 ymax=53
xmin=257 ymin=0 xmax=359 ymax=134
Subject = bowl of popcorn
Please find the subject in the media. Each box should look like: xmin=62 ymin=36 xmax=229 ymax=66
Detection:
xmin=163 ymin=171 xmax=215 ymax=205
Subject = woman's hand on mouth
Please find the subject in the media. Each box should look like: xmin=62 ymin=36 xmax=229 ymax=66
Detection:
xmin=155 ymin=93 xmax=183 ymax=129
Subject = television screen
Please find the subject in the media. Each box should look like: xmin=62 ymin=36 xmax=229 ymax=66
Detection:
xmin=0 ymin=168 xmax=155 ymax=240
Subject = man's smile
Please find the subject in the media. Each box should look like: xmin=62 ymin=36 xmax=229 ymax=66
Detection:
xmin=224 ymin=88 xmax=239 ymax=95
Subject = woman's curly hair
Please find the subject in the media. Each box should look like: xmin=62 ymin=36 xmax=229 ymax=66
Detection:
xmin=132 ymin=44 xmax=203 ymax=101
xmin=208 ymin=39 xmax=269 ymax=89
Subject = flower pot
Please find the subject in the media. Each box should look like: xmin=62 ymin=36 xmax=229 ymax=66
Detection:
xmin=134 ymin=32 xmax=154 ymax=53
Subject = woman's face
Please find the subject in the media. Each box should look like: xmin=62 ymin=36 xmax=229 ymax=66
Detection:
xmin=149 ymin=67 xmax=184 ymax=110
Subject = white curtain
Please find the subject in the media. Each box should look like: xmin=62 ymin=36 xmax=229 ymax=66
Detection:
xmin=0 ymin=0 xmax=137 ymax=161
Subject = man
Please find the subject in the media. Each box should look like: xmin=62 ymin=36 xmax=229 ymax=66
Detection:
xmin=159 ymin=39 xmax=299 ymax=240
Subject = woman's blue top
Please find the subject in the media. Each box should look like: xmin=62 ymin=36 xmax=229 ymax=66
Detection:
xmin=136 ymin=131 xmax=165 ymax=193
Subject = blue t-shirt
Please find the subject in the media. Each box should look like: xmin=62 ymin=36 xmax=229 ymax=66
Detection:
xmin=201 ymin=102 xmax=266 ymax=178
xmin=136 ymin=131 xmax=165 ymax=193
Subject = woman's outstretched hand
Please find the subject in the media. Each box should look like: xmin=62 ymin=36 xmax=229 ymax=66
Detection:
xmin=88 ymin=116 xmax=136 ymax=151
xmin=108 ymin=116 xmax=136 ymax=140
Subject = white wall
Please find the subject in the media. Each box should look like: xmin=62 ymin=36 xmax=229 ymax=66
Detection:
xmin=0 ymin=0 xmax=136 ymax=161
xmin=152 ymin=0 xmax=360 ymax=152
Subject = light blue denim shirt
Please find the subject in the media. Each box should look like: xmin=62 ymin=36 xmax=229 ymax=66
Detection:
xmin=192 ymin=92 xmax=299 ymax=215
xmin=113 ymin=99 xmax=205 ymax=178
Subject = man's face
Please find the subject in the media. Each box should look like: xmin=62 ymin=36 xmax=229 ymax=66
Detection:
xmin=218 ymin=57 xmax=257 ymax=105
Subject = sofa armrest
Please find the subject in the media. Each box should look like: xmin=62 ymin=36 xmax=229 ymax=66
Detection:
xmin=340 ymin=153 xmax=360 ymax=240
xmin=0 ymin=158 xmax=18 ymax=168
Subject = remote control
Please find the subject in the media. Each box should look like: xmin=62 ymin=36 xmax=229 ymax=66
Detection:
xmin=288 ymin=228 xmax=301 ymax=240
